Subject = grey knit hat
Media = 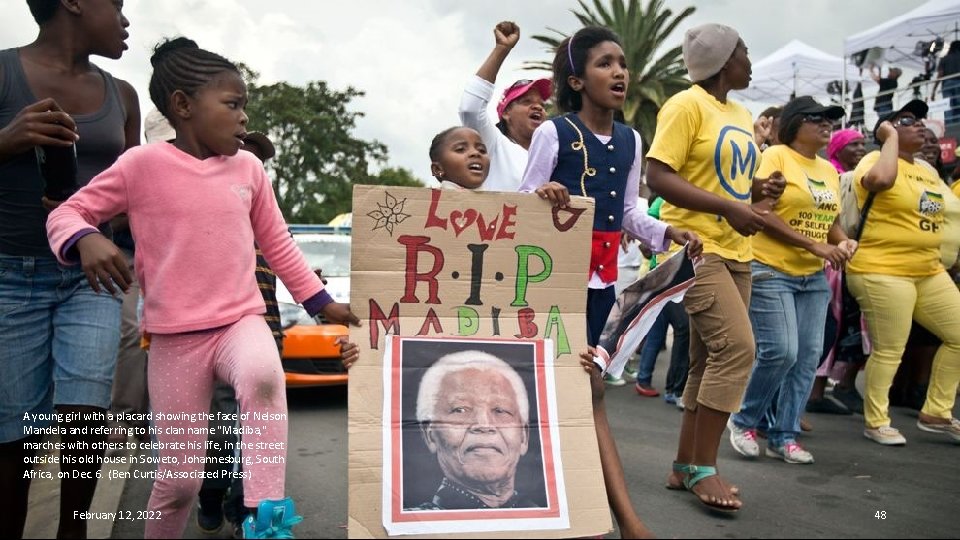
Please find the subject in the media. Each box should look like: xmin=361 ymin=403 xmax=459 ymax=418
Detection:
xmin=682 ymin=23 xmax=741 ymax=82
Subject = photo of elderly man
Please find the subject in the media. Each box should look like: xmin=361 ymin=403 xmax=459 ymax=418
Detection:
xmin=399 ymin=341 xmax=549 ymax=511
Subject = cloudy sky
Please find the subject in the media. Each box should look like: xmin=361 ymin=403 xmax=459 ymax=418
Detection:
xmin=2 ymin=0 xmax=927 ymax=185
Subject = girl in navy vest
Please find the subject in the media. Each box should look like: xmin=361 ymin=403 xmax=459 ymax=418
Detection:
xmin=519 ymin=26 xmax=701 ymax=538
xmin=519 ymin=26 xmax=701 ymax=346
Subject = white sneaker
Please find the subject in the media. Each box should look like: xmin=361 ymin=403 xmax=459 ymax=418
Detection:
xmin=727 ymin=418 xmax=759 ymax=458
xmin=863 ymin=425 xmax=907 ymax=446
xmin=766 ymin=441 xmax=814 ymax=464
xmin=603 ymin=373 xmax=626 ymax=386
xmin=916 ymin=417 xmax=960 ymax=442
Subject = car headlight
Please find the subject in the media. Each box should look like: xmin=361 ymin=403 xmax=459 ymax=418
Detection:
xmin=279 ymin=302 xmax=315 ymax=330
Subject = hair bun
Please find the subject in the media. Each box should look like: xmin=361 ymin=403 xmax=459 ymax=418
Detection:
xmin=150 ymin=37 xmax=199 ymax=67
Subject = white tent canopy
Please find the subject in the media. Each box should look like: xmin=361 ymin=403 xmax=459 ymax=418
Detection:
xmin=732 ymin=40 xmax=857 ymax=104
xmin=844 ymin=0 xmax=960 ymax=70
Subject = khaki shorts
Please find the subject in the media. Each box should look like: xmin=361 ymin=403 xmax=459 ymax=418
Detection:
xmin=682 ymin=254 xmax=755 ymax=413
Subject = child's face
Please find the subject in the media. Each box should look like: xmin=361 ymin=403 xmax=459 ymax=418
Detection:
xmin=183 ymin=71 xmax=249 ymax=158
xmin=575 ymin=41 xmax=628 ymax=111
xmin=431 ymin=128 xmax=489 ymax=190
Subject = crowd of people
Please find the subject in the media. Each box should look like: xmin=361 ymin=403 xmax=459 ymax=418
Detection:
xmin=2 ymin=1 xmax=959 ymax=539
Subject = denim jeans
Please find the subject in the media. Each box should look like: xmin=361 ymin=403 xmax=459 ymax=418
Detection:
xmin=637 ymin=301 xmax=690 ymax=394
xmin=0 ymin=255 xmax=122 ymax=442
xmin=731 ymin=262 xmax=830 ymax=447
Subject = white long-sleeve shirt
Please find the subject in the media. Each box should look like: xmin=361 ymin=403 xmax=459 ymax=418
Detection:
xmin=458 ymin=75 xmax=532 ymax=193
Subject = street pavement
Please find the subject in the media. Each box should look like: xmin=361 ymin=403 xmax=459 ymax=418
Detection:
xmin=24 ymin=355 xmax=960 ymax=539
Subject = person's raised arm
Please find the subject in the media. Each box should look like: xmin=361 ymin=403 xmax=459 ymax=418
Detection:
xmin=861 ymin=122 xmax=899 ymax=192
xmin=476 ymin=21 xmax=520 ymax=84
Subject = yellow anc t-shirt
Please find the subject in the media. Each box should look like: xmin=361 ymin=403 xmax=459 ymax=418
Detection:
xmin=752 ymin=145 xmax=840 ymax=276
xmin=646 ymin=84 xmax=759 ymax=262
xmin=848 ymin=151 xmax=947 ymax=276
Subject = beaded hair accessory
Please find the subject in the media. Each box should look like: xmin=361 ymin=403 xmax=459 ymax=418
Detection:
xmin=562 ymin=116 xmax=595 ymax=197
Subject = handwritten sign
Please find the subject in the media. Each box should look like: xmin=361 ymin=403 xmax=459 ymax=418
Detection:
xmin=347 ymin=186 xmax=611 ymax=538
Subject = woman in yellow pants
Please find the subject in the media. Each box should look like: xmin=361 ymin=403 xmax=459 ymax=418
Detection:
xmin=848 ymin=99 xmax=960 ymax=445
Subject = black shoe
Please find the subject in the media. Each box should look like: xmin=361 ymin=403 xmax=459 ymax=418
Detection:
xmin=196 ymin=501 xmax=224 ymax=534
xmin=805 ymin=397 xmax=852 ymax=415
xmin=832 ymin=386 xmax=864 ymax=414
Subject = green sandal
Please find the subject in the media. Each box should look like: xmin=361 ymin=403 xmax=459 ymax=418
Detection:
xmin=683 ymin=464 xmax=739 ymax=514
xmin=665 ymin=462 xmax=692 ymax=490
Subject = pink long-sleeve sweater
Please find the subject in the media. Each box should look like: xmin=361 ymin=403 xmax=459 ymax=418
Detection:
xmin=47 ymin=142 xmax=328 ymax=334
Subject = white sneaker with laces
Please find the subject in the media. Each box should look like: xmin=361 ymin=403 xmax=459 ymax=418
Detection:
xmin=766 ymin=441 xmax=814 ymax=464
xmin=863 ymin=425 xmax=907 ymax=445
xmin=727 ymin=418 xmax=759 ymax=457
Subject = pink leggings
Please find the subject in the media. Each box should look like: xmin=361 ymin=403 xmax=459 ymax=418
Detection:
xmin=144 ymin=315 xmax=287 ymax=538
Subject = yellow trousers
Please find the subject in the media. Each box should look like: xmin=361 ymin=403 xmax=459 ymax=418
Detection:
xmin=847 ymin=271 xmax=960 ymax=428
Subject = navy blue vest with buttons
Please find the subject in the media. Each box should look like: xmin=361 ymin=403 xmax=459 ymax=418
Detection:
xmin=551 ymin=113 xmax=634 ymax=232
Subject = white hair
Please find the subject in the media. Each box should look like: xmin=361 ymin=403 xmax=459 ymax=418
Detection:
xmin=415 ymin=350 xmax=529 ymax=425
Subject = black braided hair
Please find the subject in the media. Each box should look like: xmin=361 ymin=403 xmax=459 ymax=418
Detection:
xmin=26 ymin=0 xmax=59 ymax=24
xmin=552 ymin=26 xmax=622 ymax=114
xmin=148 ymin=37 xmax=239 ymax=121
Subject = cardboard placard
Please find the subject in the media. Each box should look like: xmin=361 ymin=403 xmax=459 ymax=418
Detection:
xmin=347 ymin=186 xmax=610 ymax=538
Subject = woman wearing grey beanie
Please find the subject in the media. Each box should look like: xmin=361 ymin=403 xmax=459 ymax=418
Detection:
xmin=646 ymin=23 xmax=784 ymax=514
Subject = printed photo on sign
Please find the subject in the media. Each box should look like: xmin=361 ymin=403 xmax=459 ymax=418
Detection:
xmin=381 ymin=336 xmax=568 ymax=535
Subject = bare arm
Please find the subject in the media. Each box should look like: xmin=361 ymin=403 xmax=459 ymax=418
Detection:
xmin=646 ymin=158 xmax=768 ymax=236
xmin=476 ymin=21 xmax=520 ymax=84
xmin=759 ymin=212 xmax=850 ymax=269
xmin=116 ymin=78 xmax=141 ymax=151
xmin=579 ymin=352 xmax=654 ymax=539
xmin=861 ymin=122 xmax=899 ymax=192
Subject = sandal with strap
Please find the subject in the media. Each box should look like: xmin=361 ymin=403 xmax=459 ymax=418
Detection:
xmin=666 ymin=462 xmax=740 ymax=495
xmin=666 ymin=462 xmax=692 ymax=490
xmin=683 ymin=464 xmax=740 ymax=514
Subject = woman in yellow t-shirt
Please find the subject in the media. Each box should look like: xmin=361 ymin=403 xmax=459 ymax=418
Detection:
xmin=646 ymin=23 xmax=785 ymax=513
xmin=847 ymin=99 xmax=960 ymax=445
xmin=726 ymin=97 xmax=857 ymax=465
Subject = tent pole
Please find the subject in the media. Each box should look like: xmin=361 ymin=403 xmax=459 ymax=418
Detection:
xmin=842 ymin=55 xmax=848 ymax=122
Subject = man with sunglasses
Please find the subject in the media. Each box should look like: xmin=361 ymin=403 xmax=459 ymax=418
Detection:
xmin=459 ymin=21 xmax=551 ymax=192
xmin=846 ymin=99 xmax=960 ymax=445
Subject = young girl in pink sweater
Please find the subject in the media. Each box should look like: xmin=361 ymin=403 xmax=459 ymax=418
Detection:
xmin=46 ymin=38 xmax=358 ymax=539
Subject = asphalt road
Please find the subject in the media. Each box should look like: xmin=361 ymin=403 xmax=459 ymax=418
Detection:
xmin=111 ymin=365 xmax=959 ymax=539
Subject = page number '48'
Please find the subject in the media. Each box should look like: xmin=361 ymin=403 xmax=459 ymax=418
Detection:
xmin=876 ymin=511 xmax=887 ymax=520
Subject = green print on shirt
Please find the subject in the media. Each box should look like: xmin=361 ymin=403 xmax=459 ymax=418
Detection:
xmin=806 ymin=177 xmax=838 ymax=212
xmin=919 ymin=191 xmax=944 ymax=217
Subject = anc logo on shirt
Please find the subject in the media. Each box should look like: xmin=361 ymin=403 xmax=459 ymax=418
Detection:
xmin=918 ymin=191 xmax=944 ymax=216
xmin=806 ymin=177 xmax=838 ymax=210
xmin=714 ymin=126 xmax=757 ymax=201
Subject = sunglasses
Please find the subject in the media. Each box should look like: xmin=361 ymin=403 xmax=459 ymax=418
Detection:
xmin=893 ymin=116 xmax=924 ymax=127
xmin=801 ymin=114 xmax=829 ymax=124
xmin=508 ymin=79 xmax=534 ymax=90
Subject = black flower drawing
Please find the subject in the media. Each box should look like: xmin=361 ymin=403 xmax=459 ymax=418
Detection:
xmin=367 ymin=192 xmax=411 ymax=236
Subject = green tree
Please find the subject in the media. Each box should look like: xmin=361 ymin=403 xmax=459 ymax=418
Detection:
xmin=242 ymin=70 xmax=423 ymax=224
xmin=365 ymin=166 xmax=424 ymax=188
xmin=526 ymin=0 xmax=695 ymax=145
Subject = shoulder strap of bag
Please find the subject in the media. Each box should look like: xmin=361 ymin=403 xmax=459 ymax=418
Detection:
xmin=854 ymin=191 xmax=877 ymax=243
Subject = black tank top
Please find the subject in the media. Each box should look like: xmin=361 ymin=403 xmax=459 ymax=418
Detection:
xmin=0 ymin=48 xmax=127 ymax=257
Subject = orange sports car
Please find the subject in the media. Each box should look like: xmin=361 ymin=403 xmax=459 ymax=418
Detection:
xmin=277 ymin=226 xmax=351 ymax=387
